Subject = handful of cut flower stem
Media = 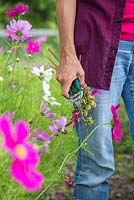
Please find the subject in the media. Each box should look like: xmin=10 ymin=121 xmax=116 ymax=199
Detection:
xmin=79 ymin=86 xmax=97 ymax=124
xmin=47 ymin=48 xmax=98 ymax=125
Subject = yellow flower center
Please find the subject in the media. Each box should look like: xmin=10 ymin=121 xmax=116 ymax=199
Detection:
xmin=15 ymin=144 xmax=27 ymax=159
xmin=32 ymin=45 xmax=35 ymax=49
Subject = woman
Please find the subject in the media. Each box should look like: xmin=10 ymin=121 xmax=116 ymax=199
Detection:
xmin=56 ymin=0 xmax=134 ymax=199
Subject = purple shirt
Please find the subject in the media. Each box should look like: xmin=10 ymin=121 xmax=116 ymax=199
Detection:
xmin=74 ymin=0 xmax=126 ymax=90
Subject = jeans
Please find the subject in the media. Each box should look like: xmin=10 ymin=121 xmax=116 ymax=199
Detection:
xmin=74 ymin=40 xmax=134 ymax=200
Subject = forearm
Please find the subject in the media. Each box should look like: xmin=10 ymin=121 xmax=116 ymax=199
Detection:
xmin=56 ymin=0 xmax=77 ymax=58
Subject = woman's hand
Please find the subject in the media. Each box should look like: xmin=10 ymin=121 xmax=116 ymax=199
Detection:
xmin=56 ymin=55 xmax=85 ymax=98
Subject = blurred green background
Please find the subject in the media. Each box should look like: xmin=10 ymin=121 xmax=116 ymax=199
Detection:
xmin=0 ymin=0 xmax=56 ymax=29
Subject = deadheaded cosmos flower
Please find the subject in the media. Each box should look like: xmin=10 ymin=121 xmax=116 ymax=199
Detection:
xmin=48 ymin=117 xmax=67 ymax=135
xmin=6 ymin=19 xmax=32 ymax=42
xmin=111 ymin=104 xmax=122 ymax=143
xmin=65 ymin=175 xmax=74 ymax=188
xmin=6 ymin=3 xmax=29 ymax=19
xmin=27 ymin=39 xmax=41 ymax=54
xmin=40 ymin=102 xmax=56 ymax=118
xmin=0 ymin=114 xmax=44 ymax=191
xmin=66 ymin=111 xmax=80 ymax=128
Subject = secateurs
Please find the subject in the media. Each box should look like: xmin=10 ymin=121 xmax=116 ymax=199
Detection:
xmin=69 ymin=78 xmax=84 ymax=120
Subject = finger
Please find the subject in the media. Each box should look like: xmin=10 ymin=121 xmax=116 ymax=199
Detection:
xmin=78 ymin=71 xmax=85 ymax=85
xmin=55 ymin=73 xmax=63 ymax=84
xmin=62 ymin=80 xmax=73 ymax=99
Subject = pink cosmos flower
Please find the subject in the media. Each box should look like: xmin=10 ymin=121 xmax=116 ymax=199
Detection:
xmin=6 ymin=19 xmax=32 ymax=42
xmin=4 ymin=112 xmax=15 ymax=120
xmin=40 ymin=102 xmax=56 ymax=118
xmin=48 ymin=117 xmax=67 ymax=135
xmin=34 ymin=130 xmax=53 ymax=141
xmin=36 ymin=36 xmax=47 ymax=44
xmin=6 ymin=3 xmax=29 ymax=19
xmin=34 ymin=130 xmax=53 ymax=155
xmin=111 ymin=104 xmax=122 ymax=143
xmin=0 ymin=47 xmax=4 ymax=53
xmin=0 ymin=114 xmax=44 ymax=191
xmin=27 ymin=39 xmax=41 ymax=54
xmin=66 ymin=111 xmax=80 ymax=128
xmin=90 ymin=89 xmax=102 ymax=96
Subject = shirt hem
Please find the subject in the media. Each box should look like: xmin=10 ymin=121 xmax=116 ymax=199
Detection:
xmin=120 ymin=34 xmax=134 ymax=41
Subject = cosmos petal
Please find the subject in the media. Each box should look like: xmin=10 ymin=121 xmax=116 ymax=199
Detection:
xmin=10 ymin=160 xmax=44 ymax=191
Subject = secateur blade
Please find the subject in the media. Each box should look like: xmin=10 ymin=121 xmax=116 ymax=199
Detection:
xmin=69 ymin=79 xmax=85 ymax=120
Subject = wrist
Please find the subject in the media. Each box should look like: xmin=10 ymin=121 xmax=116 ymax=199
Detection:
xmin=60 ymin=54 xmax=79 ymax=66
xmin=61 ymin=52 xmax=78 ymax=60
xmin=60 ymin=40 xmax=77 ymax=57
xmin=60 ymin=48 xmax=77 ymax=59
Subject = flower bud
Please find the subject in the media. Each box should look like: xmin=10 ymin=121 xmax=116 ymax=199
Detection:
xmin=0 ymin=76 xmax=3 ymax=82
xmin=89 ymin=95 xmax=95 ymax=100
xmin=7 ymin=50 xmax=12 ymax=54
xmin=28 ymin=54 xmax=32 ymax=58
xmin=91 ymin=101 xmax=96 ymax=108
xmin=86 ymin=117 xmax=94 ymax=125
xmin=16 ymin=57 xmax=20 ymax=62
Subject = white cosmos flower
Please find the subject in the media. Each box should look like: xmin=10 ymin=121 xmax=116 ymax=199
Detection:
xmin=31 ymin=65 xmax=53 ymax=81
xmin=43 ymin=95 xmax=49 ymax=102
xmin=42 ymin=81 xmax=50 ymax=94
xmin=31 ymin=65 xmax=45 ymax=77
xmin=42 ymin=77 xmax=61 ymax=106
xmin=44 ymin=68 xmax=53 ymax=82
xmin=42 ymin=81 xmax=51 ymax=102
xmin=49 ymin=97 xmax=61 ymax=106
xmin=49 ymin=100 xmax=61 ymax=106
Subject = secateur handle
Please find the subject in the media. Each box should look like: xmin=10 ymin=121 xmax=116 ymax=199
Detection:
xmin=69 ymin=79 xmax=82 ymax=97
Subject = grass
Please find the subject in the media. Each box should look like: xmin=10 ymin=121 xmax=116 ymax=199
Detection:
xmin=0 ymin=36 xmax=133 ymax=200
xmin=0 ymin=36 xmax=78 ymax=200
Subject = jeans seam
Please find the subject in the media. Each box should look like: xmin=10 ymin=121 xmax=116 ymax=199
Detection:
xmin=128 ymin=76 xmax=134 ymax=99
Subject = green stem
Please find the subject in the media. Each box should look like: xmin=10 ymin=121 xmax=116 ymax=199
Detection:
xmin=44 ymin=55 xmax=57 ymax=66
xmin=33 ymin=182 xmax=53 ymax=200
xmin=0 ymin=51 xmax=11 ymax=73
xmin=1 ymin=41 xmax=20 ymax=71
xmin=58 ymin=122 xmax=110 ymax=174
xmin=34 ymin=122 xmax=110 ymax=200
xmin=48 ymin=48 xmax=60 ymax=62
